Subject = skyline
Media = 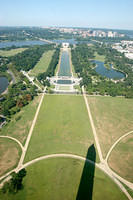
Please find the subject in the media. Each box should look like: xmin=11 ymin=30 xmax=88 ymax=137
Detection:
xmin=0 ymin=0 xmax=133 ymax=30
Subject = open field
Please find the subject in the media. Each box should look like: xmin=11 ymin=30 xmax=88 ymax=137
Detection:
xmin=88 ymin=96 xmax=133 ymax=158
xmin=24 ymin=95 xmax=99 ymax=162
xmin=0 ymin=95 xmax=41 ymax=145
xmin=0 ymin=138 xmax=21 ymax=176
xmin=0 ymin=158 xmax=127 ymax=200
xmin=94 ymin=52 xmax=105 ymax=62
xmin=29 ymin=50 xmax=54 ymax=76
xmin=0 ymin=48 xmax=27 ymax=57
xmin=108 ymin=134 xmax=133 ymax=182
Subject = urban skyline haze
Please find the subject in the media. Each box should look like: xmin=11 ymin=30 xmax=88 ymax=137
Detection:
xmin=0 ymin=0 xmax=133 ymax=30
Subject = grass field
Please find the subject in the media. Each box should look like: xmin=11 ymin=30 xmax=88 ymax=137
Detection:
xmin=0 ymin=158 xmax=127 ymax=200
xmin=94 ymin=52 xmax=105 ymax=62
xmin=0 ymin=138 xmax=21 ymax=176
xmin=88 ymin=96 xmax=133 ymax=158
xmin=30 ymin=50 xmax=54 ymax=76
xmin=0 ymin=95 xmax=41 ymax=145
xmin=0 ymin=48 xmax=27 ymax=57
xmin=108 ymin=133 xmax=133 ymax=182
xmin=24 ymin=95 xmax=99 ymax=162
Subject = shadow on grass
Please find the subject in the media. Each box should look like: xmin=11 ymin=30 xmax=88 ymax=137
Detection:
xmin=76 ymin=144 xmax=96 ymax=200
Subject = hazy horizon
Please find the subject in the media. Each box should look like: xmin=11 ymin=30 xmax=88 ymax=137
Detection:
xmin=1 ymin=0 xmax=133 ymax=30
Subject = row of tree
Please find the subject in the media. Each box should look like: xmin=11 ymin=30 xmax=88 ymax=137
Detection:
xmin=9 ymin=44 xmax=54 ymax=71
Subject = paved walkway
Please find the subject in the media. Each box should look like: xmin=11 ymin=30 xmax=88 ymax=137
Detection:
xmin=82 ymin=86 xmax=133 ymax=199
xmin=18 ymin=92 xmax=45 ymax=167
xmin=82 ymin=86 xmax=103 ymax=162
xmin=18 ymin=153 xmax=132 ymax=200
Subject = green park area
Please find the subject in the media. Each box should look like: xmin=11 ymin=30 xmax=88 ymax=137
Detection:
xmin=29 ymin=50 xmax=54 ymax=76
xmin=0 ymin=158 xmax=127 ymax=200
xmin=94 ymin=52 xmax=105 ymax=62
xmin=88 ymin=96 xmax=133 ymax=182
xmin=24 ymin=95 xmax=99 ymax=162
xmin=0 ymin=48 xmax=27 ymax=57
xmin=0 ymin=95 xmax=41 ymax=145
xmin=88 ymin=96 xmax=133 ymax=157
xmin=0 ymin=137 xmax=21 ymax=176
xmin=108 ymin=133 xmax=133 ymax=182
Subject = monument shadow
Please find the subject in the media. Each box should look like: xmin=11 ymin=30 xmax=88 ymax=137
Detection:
xmin=76 ymin=144 xmax=96 ymax=200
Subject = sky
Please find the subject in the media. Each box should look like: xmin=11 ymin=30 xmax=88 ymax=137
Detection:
xmin=0 ymin=0 xmax=133 ymax=30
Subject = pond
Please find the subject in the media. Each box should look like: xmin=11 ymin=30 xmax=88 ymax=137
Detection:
xmin=0 ymin=77 xmax=8 ymax=94
xmin=0 ymin=40 xmax=48 ymax=48
xmin=93 ymin=60 xmax=125 ymax=79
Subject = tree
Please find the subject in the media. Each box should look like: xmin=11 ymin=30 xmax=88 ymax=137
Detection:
xmin=2 ymin=169 xmax=27 ymax=194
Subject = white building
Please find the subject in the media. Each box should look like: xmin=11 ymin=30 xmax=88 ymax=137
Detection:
xmin=62 ymin=43 xmax=69 ymax=48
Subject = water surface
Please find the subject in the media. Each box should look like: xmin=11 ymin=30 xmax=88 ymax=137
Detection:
xmin=0 ymin=40 xmax=48 ymax=48
xmin=0 ymin=77 xmax=8 ymax=94
xmin=93 ymin=60 xmax=125 ymax=79
xmin=58 ymin=51 xmax=71 ymax=77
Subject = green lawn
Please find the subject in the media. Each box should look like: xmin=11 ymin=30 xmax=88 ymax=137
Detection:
xmin=30 ymin=50 xmax=54 ymax=76
xmin=0 ymin=138 xmax=21 ymax=176
xmin=94 ymin=52 xmax=105 ymax=62
xmin=0 ymin=96 xmax=41 ymax=145
xmin=0 ymin=48 xmax=27 ymax=57
xmin=24 ymin=95 xmax=99 ymax=162
xmin=108 ymin=133 xmax=133 ymax=182
xmin=88 ymin=96 xmax=133 ymax=158
xmin=0 ymin=158 xmax=127 ymax=200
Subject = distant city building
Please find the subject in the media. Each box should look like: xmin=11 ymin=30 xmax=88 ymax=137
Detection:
xmin=49 ymin=27 xmax=125 ymax=38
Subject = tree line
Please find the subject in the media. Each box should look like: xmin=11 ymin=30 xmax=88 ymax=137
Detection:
xmin=9 ymin=44 xmax=54 ymax=71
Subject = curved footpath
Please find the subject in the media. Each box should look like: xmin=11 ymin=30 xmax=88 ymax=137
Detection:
xmin=106 ymin=130 xmax=133 ymax=161
xmin=18 ymin=153 xmax=133 ymax=200
xmin=82 ymin=86 xmax=133 ymax=199
xmin=0 ymin=135 xmax=24 ymax=151
xmin=0 ymin=89 xmax=133 ymax=200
